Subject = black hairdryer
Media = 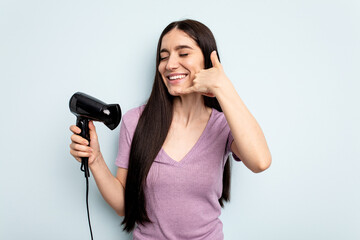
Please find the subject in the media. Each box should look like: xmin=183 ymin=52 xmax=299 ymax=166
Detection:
xmin=69 ymin=92 xmax=121 ymax=177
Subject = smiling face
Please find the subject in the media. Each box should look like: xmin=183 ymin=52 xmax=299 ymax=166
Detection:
xmin=158 ymin=28 xmax=205 ymax=96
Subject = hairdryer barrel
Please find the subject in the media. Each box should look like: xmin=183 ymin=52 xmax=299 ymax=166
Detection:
xmin=69 ymin=92 xmax=121 ymax=130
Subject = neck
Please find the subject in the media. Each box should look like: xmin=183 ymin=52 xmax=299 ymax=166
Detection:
xmin=172 ymin=93 xmax=211 ymax=126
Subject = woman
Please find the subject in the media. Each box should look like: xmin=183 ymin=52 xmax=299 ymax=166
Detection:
xmin=70 ymin=19 xmax=271 ymax=239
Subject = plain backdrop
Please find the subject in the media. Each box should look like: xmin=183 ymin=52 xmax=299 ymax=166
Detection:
xmin=1 ymin=0 xmax=359 ymax=239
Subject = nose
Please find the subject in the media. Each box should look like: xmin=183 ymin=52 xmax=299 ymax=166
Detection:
xmin=165 ymin=54 xmax=179 ymax=71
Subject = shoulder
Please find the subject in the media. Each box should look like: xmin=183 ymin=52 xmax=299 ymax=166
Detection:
xmin=209 ymin=107 xmax=230 ymax=133
xmin=211 ymin=108 xmax=226 ymax=124
xmin=123 ymin=104 xmax=145 ymax=121
xmin=121 ymin=104 xmax=146 ymax=131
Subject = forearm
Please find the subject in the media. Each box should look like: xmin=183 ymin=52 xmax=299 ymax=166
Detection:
xmin=89 ymin=154 xmax=125 ymax=215
xmin=214 ymin=79 xmax=271 ymax=172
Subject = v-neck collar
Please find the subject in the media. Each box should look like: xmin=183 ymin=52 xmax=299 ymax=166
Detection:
xmin=159 ymin=108 xmax=214 ymax=166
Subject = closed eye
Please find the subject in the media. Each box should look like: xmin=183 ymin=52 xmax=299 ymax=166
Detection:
xmin=180 ymin=53 xmax=188 ymax=57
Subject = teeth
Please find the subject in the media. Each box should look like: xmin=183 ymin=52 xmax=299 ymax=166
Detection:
xmin=169 ymin=74 xmax=186 ymax=80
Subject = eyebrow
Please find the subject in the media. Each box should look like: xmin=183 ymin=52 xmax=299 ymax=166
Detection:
xmin=160 ymin=45 xmax=194 ymax=53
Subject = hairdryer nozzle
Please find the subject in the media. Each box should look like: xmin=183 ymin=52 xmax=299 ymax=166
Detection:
xmin=103 ymin=104 xmax=121 ymax=130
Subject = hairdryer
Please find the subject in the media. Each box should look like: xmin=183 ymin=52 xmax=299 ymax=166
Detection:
xmin=69 ymin=92 xmax=122 ymax=177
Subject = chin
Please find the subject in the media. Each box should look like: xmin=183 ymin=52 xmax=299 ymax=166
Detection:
xmin=166 ymin=86 xmax=182 ymax=96
xmin=168 ymin=90 xmax=181 ymax=97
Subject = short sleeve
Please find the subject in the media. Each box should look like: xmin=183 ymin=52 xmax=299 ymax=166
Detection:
xmin=114 ymin=105 xmax=145 ymax=168
xmin=115 ymin=119 xmax=131 ymax=169
xmin=226 ymin=130 xmax=241 ymax=162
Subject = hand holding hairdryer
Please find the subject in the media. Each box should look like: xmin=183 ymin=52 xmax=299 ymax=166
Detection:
xmin=69 ymin=121 xmax=101 ymax=170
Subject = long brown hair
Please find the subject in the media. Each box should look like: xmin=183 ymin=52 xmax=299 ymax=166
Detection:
xmin=121 ymin=19 xmax=232 ymax=232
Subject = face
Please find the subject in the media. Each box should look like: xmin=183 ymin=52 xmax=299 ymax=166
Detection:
xmin=158 ymin=28 xmax=205 ymax=96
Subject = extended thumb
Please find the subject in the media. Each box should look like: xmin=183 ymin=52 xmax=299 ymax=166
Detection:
xmin=88 ymin=121 xmax=98 ymax=140
xmin=211 ymin=50 xmax=220 ymax=68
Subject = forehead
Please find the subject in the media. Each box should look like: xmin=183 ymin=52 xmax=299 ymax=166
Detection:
xmin=160 ymin=28 xmax=198 ymax=50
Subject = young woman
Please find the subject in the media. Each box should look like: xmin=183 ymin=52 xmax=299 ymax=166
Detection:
xmin=69 ymin=19 xmax=271 ymax=239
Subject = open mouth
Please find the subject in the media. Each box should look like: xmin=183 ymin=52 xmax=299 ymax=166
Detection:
xmin=166 ymin=74 xmax=188 ymax=85
xmin=167 ymin=74 xmax=188 ymax=81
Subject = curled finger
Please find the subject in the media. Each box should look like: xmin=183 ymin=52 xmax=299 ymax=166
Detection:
xmin=69 ymin=125 xmax=81 ymax=134
xmin=70 ymin=148 xmax=91 ymax=158
xmin=70 ymin=142 xmax=92 ymax=153
xmin=71 ymin=134 xmax=89 ymax=145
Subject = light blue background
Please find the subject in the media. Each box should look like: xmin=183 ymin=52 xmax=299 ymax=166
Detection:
xmin=1 ymin=0 xmax=359 ymax=239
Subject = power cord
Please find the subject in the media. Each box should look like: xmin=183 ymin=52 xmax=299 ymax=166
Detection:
xmin=81 ymin=159 xmax=93 ymax=240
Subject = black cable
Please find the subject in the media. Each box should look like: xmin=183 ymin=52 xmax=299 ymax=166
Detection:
xmin=85 ymin=173 xmax=94 ymax=240
xmin=81 ymin=159 xmax=93 ymax=240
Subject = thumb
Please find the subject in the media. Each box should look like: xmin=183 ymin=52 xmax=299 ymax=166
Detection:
xmin=210 ymin=50 xmax=221 ymax=68
xmin=88 ymin=121 xmax=98 ymax=142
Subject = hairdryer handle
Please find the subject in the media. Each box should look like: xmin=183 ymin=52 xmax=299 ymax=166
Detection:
xmin=76 ymin=117 xmax=90 ymax=177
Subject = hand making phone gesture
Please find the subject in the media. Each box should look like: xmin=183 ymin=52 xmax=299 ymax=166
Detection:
xmin=175 ymin=50 xmax=231 ymax=98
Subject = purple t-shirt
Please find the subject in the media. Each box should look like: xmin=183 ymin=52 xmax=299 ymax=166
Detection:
xmin=115 ymin=105 xmax=240 ymax=240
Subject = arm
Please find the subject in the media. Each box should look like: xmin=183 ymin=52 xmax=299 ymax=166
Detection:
xmin=70 ymin=121 xmax=126 ymax=215
xmin=89 ymin=156 xmax=127 ymax=216
xmin=214 ymin=79 xmax=272 ymax=173
xmin=177 ymin=51 xmax=272 ymax=173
